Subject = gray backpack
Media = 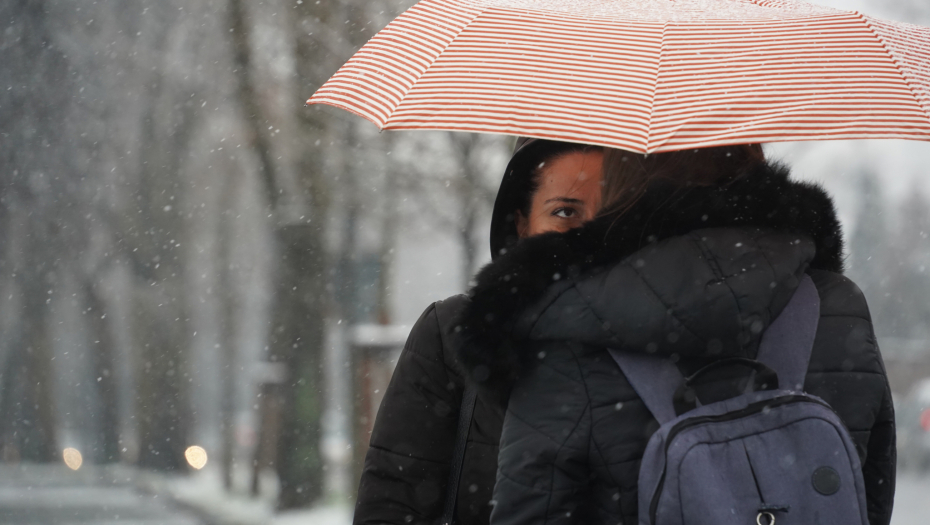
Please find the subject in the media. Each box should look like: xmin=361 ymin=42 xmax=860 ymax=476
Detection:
xmin=610 ymin=276 xmax=869 ymax=525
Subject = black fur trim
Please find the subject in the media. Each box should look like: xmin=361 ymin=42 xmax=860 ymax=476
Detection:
xmin=455 ymin=161 xmax=843 ymax=395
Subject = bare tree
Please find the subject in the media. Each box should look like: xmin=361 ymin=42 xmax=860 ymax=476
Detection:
xmin=227 ymin=0 xmax=334 ymax=506
xmin=84 ymin=280 xmax=122 ymax=462
xmin=0 ymin=0 xmax=77 ymax=462
xmin=128 ymin=80 xmax=197 ymax=470
xmin=447 ymin=133 xmax=509 ymax=285
xmin=388 ymin=132 xmax=509 ymax=288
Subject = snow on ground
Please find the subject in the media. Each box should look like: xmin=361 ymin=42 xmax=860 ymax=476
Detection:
xmin=273 ymin=505 xmax=352 ymax=525
xmin=135 ymin=463 xmax=353 ymax=525
xmin=0 ymin=463 xmax=352 ymax=525
xmin=0 ymin=462 xmax=924 ymax=525
xmin=0 ymin=463 xmax=203 ymax=525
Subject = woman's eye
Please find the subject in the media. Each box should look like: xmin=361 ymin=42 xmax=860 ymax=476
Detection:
xmin=553 ymin=207 xmax=576 ymax=218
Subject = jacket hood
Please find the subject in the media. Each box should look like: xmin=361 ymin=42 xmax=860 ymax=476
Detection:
xmin=489 ymin=138 xmax=537 ymax=260
xmin=490 ymin=138 xmax=598 ymax=259
xmin=456 ymin=160 xmax=844 ymax=395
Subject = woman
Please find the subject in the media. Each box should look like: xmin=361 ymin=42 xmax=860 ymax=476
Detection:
xmin=456 ymin=145 xmax=896 ymax=525
xmin=353 ymin=138 xmax=605 ymax=525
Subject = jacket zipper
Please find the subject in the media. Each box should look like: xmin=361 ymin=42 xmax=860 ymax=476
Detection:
xmin=647 ymin=395 xmax=833 ymax=524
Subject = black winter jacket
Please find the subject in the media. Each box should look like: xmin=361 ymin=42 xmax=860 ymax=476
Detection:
xmin=353 ymin=295 xmax=504 ymax=525
xmin=455 ymin=162 xmax=896 ymax=525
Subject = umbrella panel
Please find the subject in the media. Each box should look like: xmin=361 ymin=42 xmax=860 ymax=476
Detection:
xmin=309 ymin=0 xmax=930 ymax=152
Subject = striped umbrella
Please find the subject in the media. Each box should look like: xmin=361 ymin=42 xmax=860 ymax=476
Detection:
xmin=307 ymin=0 xmax=930 ymax=153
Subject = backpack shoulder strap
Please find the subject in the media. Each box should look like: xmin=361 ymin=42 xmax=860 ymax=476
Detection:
xmin=439 ymin=385 xmax=477 ymax=525
xmin=608 ymin=349 xmax=683 ymax=425
xmin=609 ymin=274 xmax=821 ymax=424
xmin=755 ymin=274 xmax=821 ymax=392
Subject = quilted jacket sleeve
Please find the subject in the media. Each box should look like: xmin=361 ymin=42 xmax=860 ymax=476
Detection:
xmin=863 ymin=356 xmax=896 ymax=525
xmin=491 ymin=346 xmax=592 ymax=525
xmin=354 ymin=302 xmax=464 ymax=525
xmin=807 ymin=270 xmax=897 ymax=525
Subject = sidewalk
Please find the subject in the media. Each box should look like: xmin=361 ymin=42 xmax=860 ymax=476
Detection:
xmin=132 ymin=465 xmax=353 ymax=525
xmin=0 ymin=463 xmax=203 ymax=525
xmin=0 ymin=462 xmax=352 ymax=525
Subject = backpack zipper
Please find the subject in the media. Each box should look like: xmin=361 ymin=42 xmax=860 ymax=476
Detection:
xmin=648 ymin=395 xmax=833 ymax=524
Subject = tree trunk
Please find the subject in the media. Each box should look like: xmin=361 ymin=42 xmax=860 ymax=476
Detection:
xmin=132 ymin=277 xmax=191 ymax=471
xmin=131 ymin=69 xmax=196 ymax=472
xmin=218 ymin=172 xmax=240 ymax=490
xmin=451 ymin=133 xmax=484 ymax=287
xmin=227 ymin=0 xmax=329 ymax=506
xmin=0 ymin=279 xmax=58 ymax=462
xmin=0 ymin=213 xmax=59 ymax=463
xmin=85 ymin=280 xmax=122 ymax=463
xmin=270 ymin=224 xmax=328 ymax=507
xmin=377 ymin=166 xmax=399 ymax=325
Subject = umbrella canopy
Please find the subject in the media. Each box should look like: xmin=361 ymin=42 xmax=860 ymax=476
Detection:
xmin=308 ymin=0 xmax=930 ymax=153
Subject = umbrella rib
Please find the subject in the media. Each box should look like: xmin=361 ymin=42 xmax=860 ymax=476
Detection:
xmin=857 ymin=12 xmax=930 ymax=123
xmin=646 ymin=22 xmax=669 ymax=153
xmin=383 ymin=1 xmax=487 ymax=129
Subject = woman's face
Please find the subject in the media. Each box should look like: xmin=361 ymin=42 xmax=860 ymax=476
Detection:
xmin=516 ymin=150 xmax=604 ymax=238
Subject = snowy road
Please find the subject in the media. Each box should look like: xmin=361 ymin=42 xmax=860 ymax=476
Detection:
xmin=0 ymin=464 xmax=203 ymax=525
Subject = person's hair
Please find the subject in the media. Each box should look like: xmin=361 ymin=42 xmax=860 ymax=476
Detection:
xmin=513 ymin=141 xmax=603 ymax=219
xmin=599 ymin=144 xmax=765 ymax=216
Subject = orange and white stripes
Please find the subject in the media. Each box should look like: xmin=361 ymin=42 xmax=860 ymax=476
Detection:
xmin=309 ymin=0 xmax=930 ymax=153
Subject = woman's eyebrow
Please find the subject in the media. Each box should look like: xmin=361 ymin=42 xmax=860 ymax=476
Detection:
xmin=544 ymin=197 xmax=584 ymax=205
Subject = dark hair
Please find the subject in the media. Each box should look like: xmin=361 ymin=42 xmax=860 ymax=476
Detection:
xmin=513 ymin=141 xmax=603 ymax=219
xmin=600 ymin=144 xmax=765 ymax=216
xmin=490 ymin=139 xmax=602 ymax=257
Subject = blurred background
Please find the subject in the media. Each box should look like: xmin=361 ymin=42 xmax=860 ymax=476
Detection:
xmin=1 ymin=0 xmax=930 ymax=524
